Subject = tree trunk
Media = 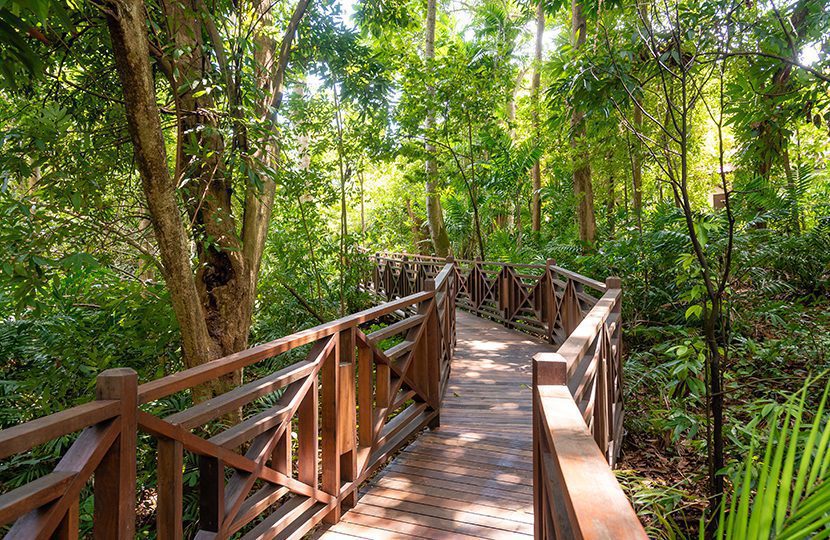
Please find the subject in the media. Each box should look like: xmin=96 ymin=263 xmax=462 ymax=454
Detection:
xmin=570 ymin=0 xmax=596 ymax=247
xmin=631 ymin=103 xmax=643 ymax=231
xmin=164 ymin=0 xmax=252 ymax=371
xmin=406 ymin=198 xmax=429 ymax=254
xmin=102 ymin=0 xmax=308 ymax=398
xmin=506 ymin=69 xmax=524 ymax=232
xmin=101 ymin=0 xmax=218 ymax=371
xmin=530 ymin=0 xmax=544 ymax=233
xmin=704 ymin=300 xmax=725 ymax=536
xmin=424 ymin=0 xmax=451 ymax=257
xmin=606 ymin=166 xmax=615 ymax=239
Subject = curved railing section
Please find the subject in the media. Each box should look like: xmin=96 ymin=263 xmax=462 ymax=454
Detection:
xmin=0 ymin=263 xmax=456 ymax=539
xmin=369 ymin=252 xmax=646 ymax=539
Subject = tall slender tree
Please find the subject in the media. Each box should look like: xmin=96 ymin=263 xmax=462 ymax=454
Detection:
xmin=530 ymin=0 xmax=544 ymax=232
xmin=424 ymin=0 xmax=452 ymax=256
xmin=571 ymin=0 xmax=597 ymax=246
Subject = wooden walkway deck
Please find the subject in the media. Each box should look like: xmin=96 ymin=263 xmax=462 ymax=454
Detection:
xmin=317 ymin=310 xmax=557 ymax=539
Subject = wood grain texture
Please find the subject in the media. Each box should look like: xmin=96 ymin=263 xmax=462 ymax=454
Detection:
xmin=317 ymin=310 xmax=550 ymax=539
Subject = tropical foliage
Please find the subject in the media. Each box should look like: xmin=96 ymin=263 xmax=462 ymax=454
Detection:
xmin=0 ymin=0 xmax=828 ymax=536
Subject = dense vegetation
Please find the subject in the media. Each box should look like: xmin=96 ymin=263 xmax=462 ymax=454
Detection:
xmin=0 ymin=0 xmax=828 ymax=536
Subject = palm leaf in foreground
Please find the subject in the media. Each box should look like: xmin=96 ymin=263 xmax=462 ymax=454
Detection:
xmin=718 ymin=377 xmax=830 ymax=539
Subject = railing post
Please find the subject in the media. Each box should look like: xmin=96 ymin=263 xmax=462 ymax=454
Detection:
xmin=423 ymin=279 xmax=441 ymax=429
xmin=373 ymin=252 xmax=381 ymax=293
xmin=545 ymin=259 xmax=557 ymax=344
xmin=532 ymin=353 xmax=567 ymax=540
xmin=499 ymin=266 xmax=512 ymax=328
xmin=446 ymin=256 xmax=457 ymax=351
xmin=473 ymin=257 xmax=482 ymax=310
xmin=337 ymin=327 xmax=358 ymax=510
xmin=93 ymin=368 xmax=137 ymax=540
xmin=606 ymin=276 xmax=623 ymax=466
xmin=157 ymin=438 xmax=183 ymax=539
xmin=322 ymin=333 xmax=343 ymax=524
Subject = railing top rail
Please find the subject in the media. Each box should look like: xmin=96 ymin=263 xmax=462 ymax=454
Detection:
xmin=0 ymin=400 xmax=121 ymax=460
xmin=535 ymin=383 xmax=646 ymax=539
xmin=549 ymin=265 xmax=607 ymax=293
xmin=375 ymin=254 xmax=548 ymax=270
xmin=433 ymin=262 xmax=454 ymax=289
xmin=373 ymin=252 xmax=607 ymax=291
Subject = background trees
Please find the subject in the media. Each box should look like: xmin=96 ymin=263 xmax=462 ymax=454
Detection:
xmin=0 ymin=0 xmax=829 ymax=535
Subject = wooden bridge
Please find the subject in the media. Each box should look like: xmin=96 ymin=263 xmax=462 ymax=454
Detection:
xmin=0 ymin=254 xmax=647 ymax=539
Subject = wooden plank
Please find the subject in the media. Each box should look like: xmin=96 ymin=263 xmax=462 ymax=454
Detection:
xmin=321 ymin=336 xmax=341 ymax=524
xmin=536 ymin=384 xmax=647 ymax=539
xmin=370 ymin=476 xmax=533 ymax=513
xmin=207 ymin=381 xmax=299 ymax=449
xmin=198 ymin=455 xmax=224 ymax=533
xmin=137 ymin=291 xmax=433 ymax=404
xmin=297 ymin=372 xmax=319 ymax=494
xmin=0 ymin=401 xmax=120 ymax=460
xmin=239 ymin=496 xmax=316 ymax=540
xmin=227 ymin=485 xmax=290 ymax=535
xmin=156 ymin=438 xmax=183 ymax=540
xmin=0 ymin=471 xmax=75 ymax=526
xmin=6 ymin=421 xmax=119 ymax=539
xmin=358 ymin=488 xmax=534 ymax=527
xmin=360 ymin=490 xmax=533 ymax=535
xmin=322 ymin=521 xmax=410 ymax=539
xmin=137 ymin=412 xmax=329 ymax=504
xmin=165 ymin=360 xmax=316 ymax=429
xmin=366 ymin=315 xmax=425 ymax=344
xmin=341 ymin=509 xmax=484 ymax=540
xmin=53 ymin=498 xmax=79 ymax=540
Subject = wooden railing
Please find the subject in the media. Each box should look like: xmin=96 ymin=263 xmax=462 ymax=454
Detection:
xmin=371 ymin=252 xmax=604 ymax=346
xmin=370 ymin=252 xmax=647 ymax=538
xmin=0 ymin=263 xmax=456 ymax=539
xmin=0 ymin=251 xmax=644 ymax=538
xmin=0 ymin=368 xmax=137 ymax=539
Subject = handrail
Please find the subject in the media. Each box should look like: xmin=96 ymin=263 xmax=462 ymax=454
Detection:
xmin=137 ymin=290 xmax=432 ymax=404
xmin=0 ymin=265 xmax=457 ymax=539
xmin=0 ymin=368 xmax=137 ymax=537
xmin=533 ymin=382 xmax=645 ymax=539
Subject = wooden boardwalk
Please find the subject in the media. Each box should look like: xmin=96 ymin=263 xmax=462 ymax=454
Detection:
xmin=317 ymin=310 xmax=557 ymax=539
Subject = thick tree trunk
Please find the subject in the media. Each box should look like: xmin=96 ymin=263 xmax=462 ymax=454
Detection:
xmin=242 ymin=0 xmax=309 ymax=290
xmin=570 ymin=0 xmax=596 ymax=247
xmin=405 ymin=198 xmax=429 ymax=254
xmin=424 ymin=0 xmax=451 ymax=257
xmin=530 ymin=0 xmax=544 ymax=232
xmin=103 ymin=0 xmax=307 ymax=396
xmin=164 ymin=0 xmax=252 ymax=369
xmin=101 ymin=0 xmax=217 ymax=370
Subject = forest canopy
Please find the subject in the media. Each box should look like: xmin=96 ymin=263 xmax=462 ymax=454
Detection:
xmin=0 ymin=0 xmax=829 ymax=535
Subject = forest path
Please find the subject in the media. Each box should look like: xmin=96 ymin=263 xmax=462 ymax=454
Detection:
xmin=316 ymin=310 xmax=555 ymax=539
